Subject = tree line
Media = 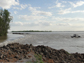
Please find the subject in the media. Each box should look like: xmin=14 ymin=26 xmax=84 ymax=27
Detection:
xmin=0 ymin=9 xmax=12 ymax=36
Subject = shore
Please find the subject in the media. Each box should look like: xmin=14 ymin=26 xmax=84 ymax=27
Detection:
xmin=0 ymin=43 xmax=84 ymax=63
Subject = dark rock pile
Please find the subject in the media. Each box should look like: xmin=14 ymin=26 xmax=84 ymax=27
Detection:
xmin=34 ymin=45 xmax=84 ymax=63
xmin=0 ymin=43 xmax=84 ymax=63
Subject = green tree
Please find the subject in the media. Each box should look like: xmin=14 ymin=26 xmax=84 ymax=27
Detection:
xmin=0 ymin=9 xmax=12 ymax=36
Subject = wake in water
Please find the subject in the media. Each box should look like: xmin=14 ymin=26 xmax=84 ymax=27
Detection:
xmin=0 ymin=33 xmax=24 ymax=47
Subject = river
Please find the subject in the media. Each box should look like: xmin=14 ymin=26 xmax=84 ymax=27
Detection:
xmin=0 ymin=31 xmax=84 ymax=53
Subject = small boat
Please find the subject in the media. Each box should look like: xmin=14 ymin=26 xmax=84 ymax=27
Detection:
xmin=71 ymin=34 xmax=81 ymax=38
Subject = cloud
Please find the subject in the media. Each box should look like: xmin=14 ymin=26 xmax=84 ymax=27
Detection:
xmin=20 ymin=4 xmax=28 ymax=10
xmin=56 ymin=23 xmax=71 ymax=26
xmin=53 ymin=17 xmax=84 ymax=22
xmin=69 ymin=1 xmax=84 ymax=7
xmin=58 ymin=8 xmax=84 ymax=14
xmin=48 ymin=1 xmax=65 ymax=9
xmin=18 ymin=16 xmax=84 ymax=27
xmin=13 ymin=22 xmax=39 ymax=26
xmin=27 ymin=22 xmax=52 ymax=26
xmin=19 ymin=15 xmax=46 ymax=20
xmin=71 ymin=10 xmax=84 ymax=13
xmin=48 ymin=6 xmax=55 ymax=9
xmin=58 ymin=8 xmax=71 ymax=14
xmin=38 ymin=22 xmax=52 ymax=26
xmin=10 ymin=20 xmax=84 ymax=31
xmin=29 ymin=6 xmax=52 ymax=16
xmin=18 ymin=5 xmax=52 ymax=22
xmin=14 ymin=11 xmax=17 ymax=14
xmin=11 ymin=21 xmax=52 ymax=27
xmin=0 ymin=0 xmax=19 ymax=9
xmin=62 ymin=1 xmax=67 ymax=3
xmin=11 ymin=21 xmax=23 ymax=26
xmin=13 ymin=4 xmax=28 ymax=10
xmin=32 ymin=11 xmax=52 ymax=16
xmin=29 ymin=7 xmax=40 ymax=11
xmin=56 ymin=3 xmax=65 ymax=7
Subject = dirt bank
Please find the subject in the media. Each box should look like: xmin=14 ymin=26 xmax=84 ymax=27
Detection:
xmin=0 ymin=43 xmax=84 ymax=63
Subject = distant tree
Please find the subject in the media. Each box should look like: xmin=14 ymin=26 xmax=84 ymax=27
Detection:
xmin=0 ymin=9 xmax=12 ymax=36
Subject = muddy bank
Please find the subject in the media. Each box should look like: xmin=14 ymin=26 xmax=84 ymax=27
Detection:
xmin=0 ymin=43 xmax=84 ymax=63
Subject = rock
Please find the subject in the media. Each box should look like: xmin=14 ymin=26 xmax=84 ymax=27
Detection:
xmin=0 ymin=54 xmax=3 ymax=59
xmin=0 ymin=43 xmax=84 ymax=63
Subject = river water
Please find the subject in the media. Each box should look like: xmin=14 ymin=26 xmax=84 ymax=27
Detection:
xmin=0 ymin=32 xmax=84 ymax=53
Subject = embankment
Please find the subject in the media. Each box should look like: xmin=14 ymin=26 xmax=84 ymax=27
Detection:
xmin=0 ymin=43 xmax=84 ymax=63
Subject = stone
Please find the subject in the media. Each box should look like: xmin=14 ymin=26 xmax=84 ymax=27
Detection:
xmin=0 ymin=43 xmax=84 ymax=63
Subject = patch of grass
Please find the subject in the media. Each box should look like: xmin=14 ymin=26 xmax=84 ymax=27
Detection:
xmin=65 ymin=51 xmax=71 ymax=55
xmin=26 ymin=54 xmax=44 ymax=63
xmin=34 ymin=54 xmax=44 ymax=63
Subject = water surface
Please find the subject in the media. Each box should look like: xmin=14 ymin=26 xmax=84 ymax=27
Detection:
xmin=1 ymin=32 xmax=84 ymax=53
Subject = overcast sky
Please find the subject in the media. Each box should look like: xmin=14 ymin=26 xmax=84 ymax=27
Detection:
xmin=0 ymin=0 xmax=84 ymax=31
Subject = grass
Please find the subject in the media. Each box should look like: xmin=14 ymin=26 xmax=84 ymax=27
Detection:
xmin=26 ymin=54 xmax=44 ymax=63
xmin=34 ymin=54 xmax=44 ymax=63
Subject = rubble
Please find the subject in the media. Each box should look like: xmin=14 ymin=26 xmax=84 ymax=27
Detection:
xmin=0 ymin=43 xmax=83 ymax=63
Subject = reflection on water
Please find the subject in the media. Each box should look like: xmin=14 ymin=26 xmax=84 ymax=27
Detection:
xmin=0 ymin=36 xmax=7 ymax=43
xmin=0 ymin=33 xmax=24 ymax=44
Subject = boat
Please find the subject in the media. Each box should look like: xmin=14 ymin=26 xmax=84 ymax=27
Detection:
xmin=71 ymin=34 xmax=81 ymax=38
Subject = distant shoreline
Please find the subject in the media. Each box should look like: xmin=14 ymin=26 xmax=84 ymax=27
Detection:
xmin=11 ymin=31 xmax=84 ymax=32
xmin=12 ymin=30 xmax=52 ymax=32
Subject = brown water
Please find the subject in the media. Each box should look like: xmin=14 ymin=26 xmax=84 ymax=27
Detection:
xmin=18 ymin=31 xmax=84 ymax=53
xmin=0 ymin=36 xmax=7 ymax=43
xmin=0 ymin=33 xmax=24 ymax=43
xmin=0 ymin=32 xmax=84 ymax=53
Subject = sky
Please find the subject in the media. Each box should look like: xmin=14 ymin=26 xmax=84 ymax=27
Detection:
xmin=0 ymin=0 xmax=84 ymax=31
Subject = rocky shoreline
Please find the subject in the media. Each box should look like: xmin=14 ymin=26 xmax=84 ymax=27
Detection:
xmin=0 ymin=43 xmax=84 ymax=63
